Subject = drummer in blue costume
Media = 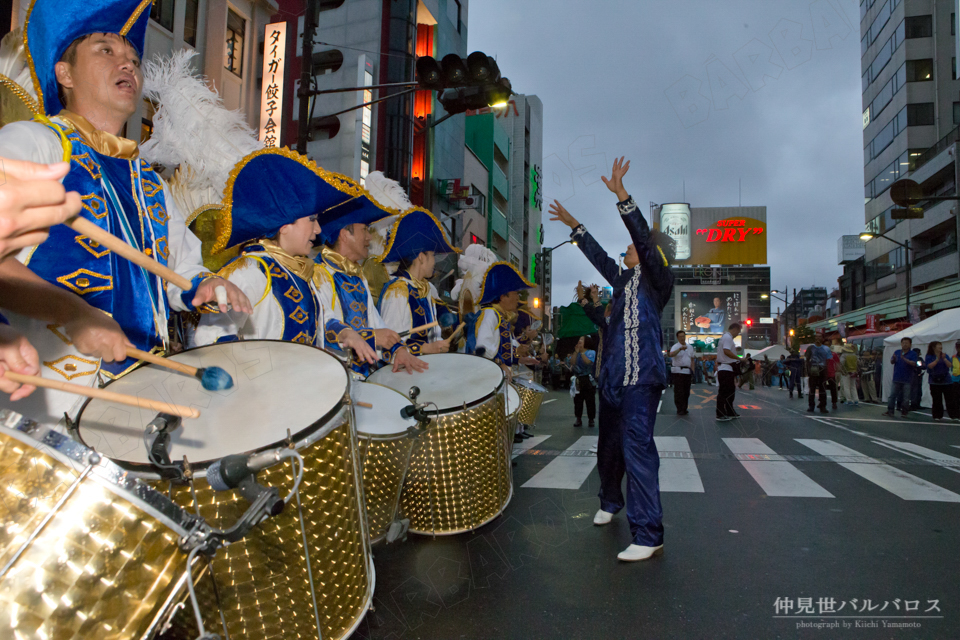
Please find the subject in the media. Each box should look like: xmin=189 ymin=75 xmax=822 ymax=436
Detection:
xmin=376 ymin=208 xmax=459 ymax=356
xmin=472 ymin=262 xmax=542 ymax=375
xmin=548 ymin=157 xmax=675 ymax=562
xmin=0 ymin=0 xmax=251 ymax=381
xmin=193 ymin=148 xmax=377 ymax=362
xmin=313 ymin=202 xmax=428 ymax=377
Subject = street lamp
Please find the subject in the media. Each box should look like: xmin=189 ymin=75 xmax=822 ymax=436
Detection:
xmin=766 ymin=289 xmax=791 ymax=346
xmin=535 ymin=239 xmax=578 ymax=331
xmin=860 ymin=230 xmax=911 ymax=321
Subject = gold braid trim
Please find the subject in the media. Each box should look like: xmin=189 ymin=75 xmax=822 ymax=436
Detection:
xmin=22 ymin=0 xmax=44 ymax=114
xmin=0 ymin=73 xmax=41 ymax=118
xmin=121 ymin=0 xmax=153 ymax=35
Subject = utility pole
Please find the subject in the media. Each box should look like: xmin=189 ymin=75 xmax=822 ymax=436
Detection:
xmin=297 ymin=0 xmax=317 ymax=154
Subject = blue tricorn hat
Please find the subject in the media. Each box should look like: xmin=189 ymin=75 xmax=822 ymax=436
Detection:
xmin=479 ymin=262 xmax=534 ymax=306
xmin=377 ymin=208 xmax=460 ymax=263
xmin=316 ymin=195 xmax=400 ymax=247
xmin=215 ymin=147 xmax=395 ymax=252
xmin=24 ymin=0 xmax=154 ymax=116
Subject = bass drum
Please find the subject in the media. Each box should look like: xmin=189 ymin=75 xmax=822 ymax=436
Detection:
xmin=352 ymin=381 xmax=420 ymax=543
xmin=0 ymin=409 xmax=201 ymax=640
xmin=505 ymin=383 xmax=522 ymax=435
xmin=513 ymin=377 xmax=547 ymax=427
xmin=74 ymin=340 xmax=373 ymax=640
xmin=367 ymin=353 xmax=511 ymax=535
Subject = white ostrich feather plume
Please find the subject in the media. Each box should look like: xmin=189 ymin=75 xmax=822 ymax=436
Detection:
xmin=457 ymin=243 xmax=497 ymax=305
xmin=140 ymin=49 xmax=261 ymax=198
xmin=0 ymin=29 xmax=37 ymax=101
xmin=367 ymin=214 xmax=397 ymax=258
xmin=365 ymin=171 xmax=413 ymax=212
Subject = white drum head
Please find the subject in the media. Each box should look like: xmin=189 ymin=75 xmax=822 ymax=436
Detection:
xmin=367 ymin=353 xmax=503 ymax=413
xmin=514 ymin=377 xmax=547 ymax=393
xmin=505 ymin=384 xmax=521 ymax=416
xmin=77 ymin=341 xmax=349 ymax=469
xmin=353 ymin=382 xmax=418 ymax=437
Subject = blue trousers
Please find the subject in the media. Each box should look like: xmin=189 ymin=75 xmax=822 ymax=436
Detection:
xmin=887 ymin=381 xmax=911 ymax=413
xmin=596 ymin=383 xmax=664 ymax=547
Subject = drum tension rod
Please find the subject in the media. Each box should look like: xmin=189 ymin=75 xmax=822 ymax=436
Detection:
xmin=285 ymin=428 xmax=295 ymax=450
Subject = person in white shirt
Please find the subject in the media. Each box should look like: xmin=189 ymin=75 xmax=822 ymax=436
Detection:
xmin=715 ymin=323 xmax=742 ymax=421
xmin=668 ymin=330 xmax=694 ymax=416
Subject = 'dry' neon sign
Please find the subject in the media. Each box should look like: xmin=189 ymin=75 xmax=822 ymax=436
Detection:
xmin=695 ymin=219 xmax=764 ymax=243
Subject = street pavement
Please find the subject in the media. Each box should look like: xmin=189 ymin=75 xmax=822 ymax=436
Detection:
xmin=354 ymin=381 xmax=960 ymax=640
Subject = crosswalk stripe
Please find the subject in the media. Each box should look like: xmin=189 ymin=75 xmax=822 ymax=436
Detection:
xmin=870 ymin=439 xmax=960 ymax=464
xmin=796 ymin=439 xmax=960 ymax=502
xmin=521 ymin=436 xmax=598 ymax=490
xmin=655 ymin=436 xmax=704 ymax=493
xmin=722 ymin=438 xmax=834 ymax=498
xmin=512 ymin=435 xmax=551 ymax=459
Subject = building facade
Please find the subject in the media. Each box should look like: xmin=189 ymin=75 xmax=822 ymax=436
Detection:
xmin=860 ymin=0 xmax=960 ymax=310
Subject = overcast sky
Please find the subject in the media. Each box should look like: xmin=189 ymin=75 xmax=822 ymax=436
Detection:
xmin=468 ymin=0 xmax=864 ymax=315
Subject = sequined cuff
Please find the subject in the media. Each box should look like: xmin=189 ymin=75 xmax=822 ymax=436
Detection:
xmin=571 ymin=224 xmax=586 ymax=238
xmin=617 ymin=196 xmax=637 ymax=215
xmin=180 ymin=272 xmax=219 ymax=311
xmin=406 ymin=342 xmax=423 ymax=356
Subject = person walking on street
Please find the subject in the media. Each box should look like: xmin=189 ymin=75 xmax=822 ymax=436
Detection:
xmin=775 ymin=355 xmax=786 ymax=389
xmin=873 ymin=348 xmax=884 ymax=401
xmin=827 ymin=340 xmax=841 ymax=409
xmin=910 ymin=347 xmax=924 ymax=410
xmin=839 ymin=344 xmax=859 ymax=405
xmin=952 ymin=341 xmax=960 ymax=413
xmin=859 ymin=349 xmax=879 ymax=403
xmin=716 ymin=323 xmax=742 ymax=421
xmin=924 ymin=341 xmax=958 ymax=421
xmin=669 ymin=330 xmax=694 ymax=416
xmin=785 ymin=350 xmax=804 ymax=398
xmin=738 ymin=353 xmax=755 ymax=390
xmin=884 ymin=337 xmax=918 ymax=417
xmin=571 ymin=336 xmax=598 ymax=427
xmin=806 ymin=335 xmax=831 ymax=414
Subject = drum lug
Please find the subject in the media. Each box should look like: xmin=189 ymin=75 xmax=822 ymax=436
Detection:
xmin=63 ymin=411 xmax=77 ymax=434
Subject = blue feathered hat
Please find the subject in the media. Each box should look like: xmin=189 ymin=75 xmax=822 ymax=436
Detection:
xmin=377 ymin=208 xmax=460 ymax=263
xmin=215 ymin=147 xmax=394 ymax=252
xmin=479 ymin=262 xmax=534 ymax=306
xmin=24 ymin=0 xmax=154 ymax=115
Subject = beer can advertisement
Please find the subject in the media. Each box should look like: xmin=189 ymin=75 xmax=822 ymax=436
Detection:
xmin=654 ymin=205 xmax=767 ymax=266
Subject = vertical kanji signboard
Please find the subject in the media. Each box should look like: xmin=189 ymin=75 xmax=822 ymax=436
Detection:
xmin=259 ymin=22 xmax=286 ymax=147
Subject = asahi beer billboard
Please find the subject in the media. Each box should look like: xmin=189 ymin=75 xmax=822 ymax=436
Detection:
xmin=653 ymin=205 xmax=767 ymax=266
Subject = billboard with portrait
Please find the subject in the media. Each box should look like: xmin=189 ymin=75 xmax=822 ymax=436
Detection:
xmin=676 ymin=288 xmax=745 ymax=337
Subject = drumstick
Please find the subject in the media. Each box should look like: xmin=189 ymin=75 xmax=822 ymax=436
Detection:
xmin=355 ymin=401 xmax=373 ymax=409
xmin=449 ymin=322 xmax=466 ymax=343
xmin=398 ymin=321 xmax=440 ymax=338
xmin=67 ymin=217 xmax=192 ymax=291
xmin=3 ymin=372 xmax=200 ymax=419
xmin=126 ymin=347 xmax=235 ymax=391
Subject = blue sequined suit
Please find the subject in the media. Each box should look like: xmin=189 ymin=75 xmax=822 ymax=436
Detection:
xmin=15 ymin=123 xmax=210 ymax=377
xmin=314 ymin=253 xmax=401 ymax=376
xmin=572 ymin=196 xmax=674 ymax=547
xmin=376 ymin=271 xmax=436 ymax=356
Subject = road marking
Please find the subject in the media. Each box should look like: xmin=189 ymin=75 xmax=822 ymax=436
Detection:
xmin=542 ymin=399 xmax=557 ymax=405
xmin=870 ymin=439 xmax=960 ymax=464
xmin=512 ymin=435 xmax=551 ymax=458
xmin=722 ymin=438 xmax=833 ymax=498
xmin=656 ymin=436 xmax=704 ymax=493
xmin=805 ymin=416 xmax=946 ymax=426
xmin=657 ymin=400 xmax=662 ymax=413
xmin=522 ymin=436 xmax=598 ymax=489
xmin=796 ymin=439 xmax=960 ymax=502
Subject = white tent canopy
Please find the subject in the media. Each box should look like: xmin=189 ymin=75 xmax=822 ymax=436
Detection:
xmin=746 ymin=344 xmax=791 ymax=361
xmin=881 ymin=309 xmax=960 ymax=409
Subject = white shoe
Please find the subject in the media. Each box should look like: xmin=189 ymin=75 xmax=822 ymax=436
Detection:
xmin=617 ymin=544 xmax=664 ymax=562
xmin=593 ymin=509 xmax=614 ymax=525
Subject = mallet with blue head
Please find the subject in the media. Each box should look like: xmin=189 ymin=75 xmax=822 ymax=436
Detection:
xmin=126 ymin=347 xmax=235 ymax=391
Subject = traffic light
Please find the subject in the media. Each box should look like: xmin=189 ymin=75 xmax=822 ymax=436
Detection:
xmin=415 ymin=51 xmax=512 ymax=115
xmin=745 ymin=318 xmax=753 ymax=327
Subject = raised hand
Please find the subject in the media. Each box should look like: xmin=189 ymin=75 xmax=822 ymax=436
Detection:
xmin=589 ymin=283 xmax=600 ymax=303
xmin=600 ymin=156 xmax=630 ymax=201
xmin=547 ymin=200 xmax=580 ymax=229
